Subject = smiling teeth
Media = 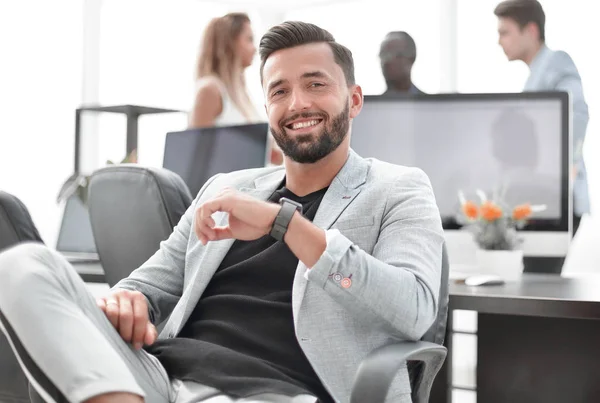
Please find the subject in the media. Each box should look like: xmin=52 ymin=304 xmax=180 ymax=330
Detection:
xmin=291 ymin=120 xmax=319 ymax=129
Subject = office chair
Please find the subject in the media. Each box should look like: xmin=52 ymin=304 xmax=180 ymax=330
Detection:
xmin=87 ymin=164 xmax=193 ymax=287
xmin=19 ymin=166 xmax=193 ymax=403
xmin=350 ymin=243 xmax=449 ymax=403
xmin=0 ymin=191 xmax=44 ymax=252
xmin=0 ymin=191 xmax=44 ymax=403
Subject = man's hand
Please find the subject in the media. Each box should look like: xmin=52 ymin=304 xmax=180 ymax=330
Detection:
xmin=195 ymin=187 xmax=280 ymax=245
xmin=96 ymin=289 xmax=157 ymax=350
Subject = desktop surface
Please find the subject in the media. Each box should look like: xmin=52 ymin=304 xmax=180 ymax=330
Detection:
xmin=450 ymin=273 xmax=600 ymax=319
xmin=443 ymin=272 xmax=600 ymax=403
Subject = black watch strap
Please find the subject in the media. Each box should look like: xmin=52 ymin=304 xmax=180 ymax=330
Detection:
xmin=270 ymin=197 xmax=302 ymax=241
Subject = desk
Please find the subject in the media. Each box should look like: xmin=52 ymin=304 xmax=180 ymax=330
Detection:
xmin=73 ymin=261 xmax=105 ymax=283
xmin=434 ymin=274 xmax=600 ymax=403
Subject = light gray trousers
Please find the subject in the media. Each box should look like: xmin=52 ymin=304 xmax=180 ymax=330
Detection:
xmin=0 ymin=243 xmax=316 ymax=403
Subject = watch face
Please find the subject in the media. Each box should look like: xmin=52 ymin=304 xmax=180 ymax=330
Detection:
xmin=280 ymin=197 xmax=303 ymax=213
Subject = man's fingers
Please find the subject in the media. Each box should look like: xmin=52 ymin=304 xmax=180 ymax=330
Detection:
xmin=201 ymin=216 xmax=217 ymax=240
xmin=199 ymin=195 xmax=233 ymax=221
xmin=96 ymin=298 xmax=107 ymax=313
xmin=212 ymin=227 xmax=233 ymax=241
xmin=105 ymin=297 xmax=120 ymax=329
xmin=131 ymin=294 xmax=149 ymax=349
xmin=144 ymin=322 xmax=158 ymax=346
xmin=204 ymin=215 xmax=216 ymax=229
xmin=194 ymin=190 xmax=239 ymax=244
xmin=195 ymin=222 xmax=211 ymax=245
xmin=118 ymin=295 xmax=134 ymax=342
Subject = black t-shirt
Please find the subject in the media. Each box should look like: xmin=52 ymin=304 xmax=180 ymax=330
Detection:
xmin=146 ymin=185 xmax=333 ymax=402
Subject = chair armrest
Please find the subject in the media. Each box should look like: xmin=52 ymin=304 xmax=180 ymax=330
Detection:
xmin=350 ymin=341 xmax=447 ymax=403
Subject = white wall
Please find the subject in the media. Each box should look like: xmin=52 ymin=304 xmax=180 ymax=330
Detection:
xmin=0 ymin=0 xmax=83 ymax=246
xmin=1 ymin=0 xmax=597 ymax=246
xmin=283 ymin=0 xmax=445 ymax=94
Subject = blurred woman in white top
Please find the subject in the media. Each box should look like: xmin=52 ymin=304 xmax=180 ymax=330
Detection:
xmin=189 ymin=12 xmax=259 ymax=127
xmin=188 ymin=12 xmax=282 ymax=163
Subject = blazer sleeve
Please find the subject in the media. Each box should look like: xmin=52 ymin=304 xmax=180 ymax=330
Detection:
xmin=307 ymin=168 xmax=444 ymax=341
xmin=113 ymin=174 xmax=221 ymax=325
xmin=552 ymin=51 xmax=589 ymax=162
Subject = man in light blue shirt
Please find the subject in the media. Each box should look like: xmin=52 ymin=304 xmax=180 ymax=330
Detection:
xmin=495 ymin=0 xmax=590 ymax=234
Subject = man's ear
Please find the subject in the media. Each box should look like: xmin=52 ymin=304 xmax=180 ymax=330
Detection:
xmin=525 ymin=21 xmax=539 ymax=40
xmin=349 ymin=84 xmax=363 ymax=119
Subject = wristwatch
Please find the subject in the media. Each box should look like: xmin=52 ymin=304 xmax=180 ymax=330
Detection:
xmin=270 ymin=197 xmax=303 ymax=241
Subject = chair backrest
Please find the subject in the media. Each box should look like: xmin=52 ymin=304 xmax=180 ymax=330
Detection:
xmin=409 ymin=242 xmax=450 ymax=398
xmin=422 ymin=242 xmax=450 ymax=345
xmin=88 ymin=165 xmax=193 ymax=287
xmin=0 ymin=191 xmax=44 ymax=252
xmin=0 ymin=191 xmax=42 ymax=402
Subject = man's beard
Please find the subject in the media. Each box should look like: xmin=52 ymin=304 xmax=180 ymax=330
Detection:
xmin=270 ymin=102 xmax=350 ymax=164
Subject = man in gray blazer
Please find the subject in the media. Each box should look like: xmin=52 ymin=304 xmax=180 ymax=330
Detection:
xmin=0 ymin=21 xmax=444 ymax=403
xmin=495 ymin=0 xmax=590 ymax=234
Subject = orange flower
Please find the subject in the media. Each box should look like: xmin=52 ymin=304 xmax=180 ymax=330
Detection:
xmin=512 ymin=203 xmax=532 ymax=221
xmin=480 ymin=201 xmax=503 ymax=221
xmin=462 ymin=201 xmax=479 ymax=219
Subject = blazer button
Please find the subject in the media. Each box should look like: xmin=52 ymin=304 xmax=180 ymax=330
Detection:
xmin=331 ymin=273 xmax=343 ymax=283
xmin=341 ymin=277 xmax=352 ymax=289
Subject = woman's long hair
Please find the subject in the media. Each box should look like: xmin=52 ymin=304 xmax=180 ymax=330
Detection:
xmin=196 ymin=13 xmax=257 ymax=121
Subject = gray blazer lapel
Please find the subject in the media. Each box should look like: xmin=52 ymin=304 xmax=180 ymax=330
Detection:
xmin=292 ymin=150 xmax=370 ymax=322
xmin=313 ymin=150 xmax=369 ymax=236
xmin=176 ymin=169 xmax=286 ymax=334
xmin=240 ymin=169 xmax=286 ymax=201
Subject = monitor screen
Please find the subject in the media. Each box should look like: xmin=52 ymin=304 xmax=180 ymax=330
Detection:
xmin=350 ymin=93 xmax=569 ymax=232
xmin=56 ymin=194 xmax=98 ymax=254
xmin=163 ymin=123 xmax=269 ymax=196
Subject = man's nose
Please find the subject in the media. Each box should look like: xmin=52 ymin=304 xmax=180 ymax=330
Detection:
xmin=289 ymin=89 xmax=311 ymax=112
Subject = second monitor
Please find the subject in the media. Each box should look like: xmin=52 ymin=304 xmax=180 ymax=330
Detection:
xmin=350 ymin=92 xmax=571 ymax=261
xmin=163 ymin=123 xmax=269 ymax=196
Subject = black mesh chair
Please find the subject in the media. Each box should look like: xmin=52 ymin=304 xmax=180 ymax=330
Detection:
xmin=87 ymin=164 xmax=193 ymax=287
xmin=0 ymin=191 xmax=44 ymax=403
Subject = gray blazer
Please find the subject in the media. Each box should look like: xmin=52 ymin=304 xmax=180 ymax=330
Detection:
xmin=524 ymin=44 xmax=590 ymax=215
xmin=116 ymin=150 xmax=445 ymax=402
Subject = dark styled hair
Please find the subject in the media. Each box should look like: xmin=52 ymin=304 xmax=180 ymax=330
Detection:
xmin=259 ymin=21 xmax=355 ymax=86
xmin=494 ymin=0 xmax=546 ymax=42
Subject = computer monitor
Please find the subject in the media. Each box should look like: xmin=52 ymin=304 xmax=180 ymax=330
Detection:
xmin=56 ymin=194 xmax=99 ymax=262
xmin=163 ymin=123 xmax=269 ymax=196
xmin=350 ymin=92 xmax=571 ymax=260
